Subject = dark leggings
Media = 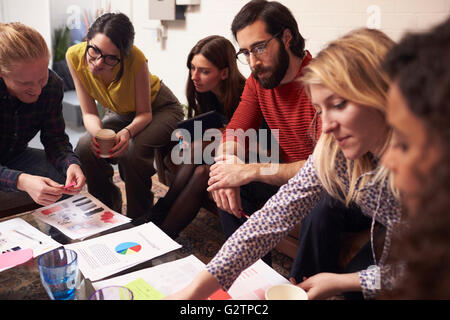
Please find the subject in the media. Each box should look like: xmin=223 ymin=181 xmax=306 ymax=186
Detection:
xmin=157 ymin=163 xmax=210 ymax=238
xmin=290 ymin=194 xmax=385 ymax=300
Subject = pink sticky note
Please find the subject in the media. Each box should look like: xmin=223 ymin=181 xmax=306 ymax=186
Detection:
xmin=63 ymin=182 xmax=76 ymax=189
xmin=0 ymin=248 xmax=33 ymax=269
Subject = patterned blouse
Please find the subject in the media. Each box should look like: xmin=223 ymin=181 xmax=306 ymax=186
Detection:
xmin=206 ymin=151 xmax=402 ymax=299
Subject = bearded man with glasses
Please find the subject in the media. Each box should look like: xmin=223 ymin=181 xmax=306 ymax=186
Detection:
xmin=209 ymin=1 xmax=372 ymax=283
xmin=207 ymin=0 xmax=316 ymax=266
xmin=235 ymin=31 xmax=286 ymax=89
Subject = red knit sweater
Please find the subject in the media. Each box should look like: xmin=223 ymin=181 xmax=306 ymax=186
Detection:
xmin=223 ymin=51 xmax=318 ymax=163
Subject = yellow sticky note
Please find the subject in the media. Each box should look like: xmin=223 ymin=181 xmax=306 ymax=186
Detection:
xmin=124 ymin=278 xmax=165 ymax=300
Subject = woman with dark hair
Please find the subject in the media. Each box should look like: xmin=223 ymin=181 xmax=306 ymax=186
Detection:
xmin=150 ymin=35 xmax=246 ymax=238
xmin=185 ymin=35 xmax=245 ymax=121
xmin=382 ymin=17 xmax=450 ymax=299
xmin=66 ymin=13 xmax=184 ymax=220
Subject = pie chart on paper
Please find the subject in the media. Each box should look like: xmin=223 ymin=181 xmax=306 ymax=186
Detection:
xmin=115 ymin=242 xmax=142 ymax=255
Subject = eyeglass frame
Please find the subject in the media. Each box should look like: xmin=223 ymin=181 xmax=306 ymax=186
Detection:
xmin=86 ymin=44 xmax=121 ymax=67
xmin=235 ymin=32 xmax=282 ymax=65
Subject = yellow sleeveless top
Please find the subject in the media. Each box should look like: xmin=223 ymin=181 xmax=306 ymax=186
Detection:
xmin=66 ymin=42 xmax=161 ymax=114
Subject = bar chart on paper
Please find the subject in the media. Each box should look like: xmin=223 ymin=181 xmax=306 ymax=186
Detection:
xmin=115 ymin=242 xmax=142 ymax=255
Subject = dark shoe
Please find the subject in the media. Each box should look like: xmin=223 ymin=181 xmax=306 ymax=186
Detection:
xmin=152 ymin=198 xmax=168 ymax=212
xmin=131 ymin=213 xmax=150 ymax=226
xmin=131 ymin=205 xmax=167 ymax=227
xmin=149 ymin=206 xmax=167 ymax=226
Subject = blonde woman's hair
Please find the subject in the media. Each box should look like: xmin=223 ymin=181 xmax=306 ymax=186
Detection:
xmin=301 ymin=28 xmax=397 ymax=205
xmin=0 ymin=22 xmax=50 ymax=74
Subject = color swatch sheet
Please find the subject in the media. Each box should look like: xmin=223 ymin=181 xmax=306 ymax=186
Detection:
xmin=92 ymin=255 xmax=290 ymax=300
xmin=226 ymin=259 xmax=290 ymax=299
xmin=0 ymin=218 xmax=61 ymax=272
xmin=66 ymin=222 xmax=181 ymax=281
xmin=32 ymin=192 xmax=131 ymax=240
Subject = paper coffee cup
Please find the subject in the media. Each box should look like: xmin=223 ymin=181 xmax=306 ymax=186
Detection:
xmin=265 ymin=284 xmax=308 ymax=300
xmin=95 ymin=129 xmax=116 ymax=158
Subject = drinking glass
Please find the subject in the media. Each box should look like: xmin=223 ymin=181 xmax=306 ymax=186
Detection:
xmin=38 ymin=248 xmax=79 ymax=300
xmin=89 ymin=286 xmax=134 ymax=300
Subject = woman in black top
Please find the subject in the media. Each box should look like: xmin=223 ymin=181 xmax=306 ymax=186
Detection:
xmin=151 ymin=35 xmax=246 ymax=238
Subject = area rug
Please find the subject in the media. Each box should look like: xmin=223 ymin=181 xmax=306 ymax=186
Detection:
xmin=113 ymin=172 xmax=293 ymax=279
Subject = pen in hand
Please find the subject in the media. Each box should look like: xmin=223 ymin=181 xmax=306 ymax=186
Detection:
xmin=239 ymin=210 xmax=250 ymax=219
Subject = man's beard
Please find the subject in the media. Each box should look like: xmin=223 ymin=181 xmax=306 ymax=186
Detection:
xmin=252 ymin=43 xmax=290 ymax=89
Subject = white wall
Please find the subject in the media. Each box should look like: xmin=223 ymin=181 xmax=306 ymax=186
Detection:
xmin=0 ymin=0 xmax=52 ymax=53
xmin=132 ymin=0 xmax=253 ymax=102
xmin=49 ymin=0 xmax=131 ymax=31
xmin=50 ymin=0 xmax=92 ymax=31
xmin=1 ymin=0 xmax=449 ymax=105
xmin=0 ymin=0 xmax=128 ymax=62
xmin=128 ymin=0 xmax=450 ymax=105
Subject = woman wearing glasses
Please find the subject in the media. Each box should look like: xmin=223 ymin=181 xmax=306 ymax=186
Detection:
xmin=66 ymin=13 xmax=184 ymax=220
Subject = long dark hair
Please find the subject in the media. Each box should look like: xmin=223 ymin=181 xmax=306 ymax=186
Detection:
xmin=382 ymin=17 xmax=450 ymax=299
xmin=186 ymin=35 xmax=246 ymax=119
xmin=231 ymin=0 xmax=305 ymax=59
xmin=85 ymin=12 xmax=135 ymax=83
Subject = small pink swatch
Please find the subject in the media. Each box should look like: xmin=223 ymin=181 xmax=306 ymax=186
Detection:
xmin=208 ymin=289 xmax=232 ymax=300
xmin=41 ymin=205 xmax=62 ymax=215
xmin=63 ymin=182 xmax=76 ymax=189
xmin=0 ymin=248 xmax=33 ymax=270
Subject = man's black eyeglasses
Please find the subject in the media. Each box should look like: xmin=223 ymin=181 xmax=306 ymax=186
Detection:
xmin=236 ymin=33 xmax=281 ymax=65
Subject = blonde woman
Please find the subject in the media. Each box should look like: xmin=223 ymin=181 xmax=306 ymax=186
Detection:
xmin=167 ymin=28 xmax=401 ymax=300
xmin=0 ymin=22 xmax=85 ymax=208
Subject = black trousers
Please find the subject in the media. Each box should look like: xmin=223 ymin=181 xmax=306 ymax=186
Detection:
xmin=290 ymin=194 xmax=385 ymax=300
xmin=218 ymin=181 xmax=279 ymax=265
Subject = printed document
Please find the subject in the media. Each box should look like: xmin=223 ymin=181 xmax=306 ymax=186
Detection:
xmin=92 ymin=255 xmax=290 ymax=299
xmin=32 ymin=193 xmax=130 ymax=240
xmin=0 ymin=218 xmax=61 ymax=271
xmin=66 ymin=222 xmax=181 ymax=281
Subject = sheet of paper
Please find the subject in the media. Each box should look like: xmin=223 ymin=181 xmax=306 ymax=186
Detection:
xmin=92 ymin=255 xmax=290 ymax=300
xmin=227 ymin=259 xmax=290 ymax=300
xmin=0 ymin=218 xmax=61 ymax=272
xmin=92 ymin=255 xmax=206 ymax=298
xmin=124 ymin=278 xmax=165 ymax=300
xmin=0 ymin=248 xmax=33 ymax=270
xmin=32 ymin=193 xmax=131 ymax=240
xmin=66 ymin=222 xmax=181 ymax=281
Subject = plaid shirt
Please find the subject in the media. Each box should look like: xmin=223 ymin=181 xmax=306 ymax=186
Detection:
xmin=0 ymin=69 xmax=81 ymax=192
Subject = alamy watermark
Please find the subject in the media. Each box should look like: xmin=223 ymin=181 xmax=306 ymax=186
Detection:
xmin=366 ymin=5 xmax=381 ymax=29
xmin=170 ymin=122 xmax=280 ymax=176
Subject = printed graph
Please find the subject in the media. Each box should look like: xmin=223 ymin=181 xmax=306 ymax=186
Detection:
xmin=115 ymin=242 xmax=142 ymax=255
